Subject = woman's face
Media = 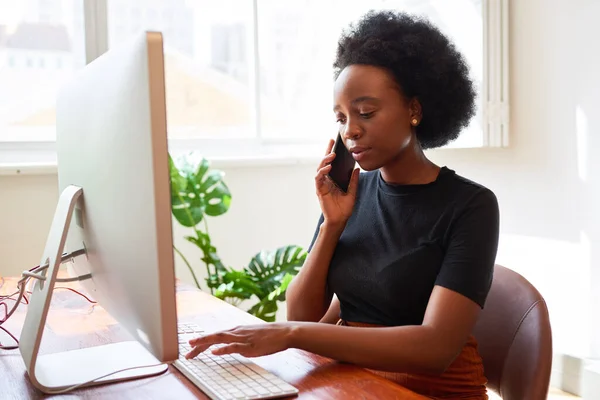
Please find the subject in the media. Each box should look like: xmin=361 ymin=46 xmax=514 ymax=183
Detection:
xmin=333 ymin=64 xmax=421 ymax=171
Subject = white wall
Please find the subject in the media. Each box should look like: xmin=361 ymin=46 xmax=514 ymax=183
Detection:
xmin=0 ymin=174 xmax=59 ymax=274
xmin=1 ymin=0 xmax=599 ymax=366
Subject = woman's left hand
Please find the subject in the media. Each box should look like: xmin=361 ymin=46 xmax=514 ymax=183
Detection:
xmin=185 ymin=323 xmax=295 ymax=360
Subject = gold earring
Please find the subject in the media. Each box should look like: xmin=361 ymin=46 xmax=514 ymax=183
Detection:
xmin=411 ymin=118 xmax=418 ymax=126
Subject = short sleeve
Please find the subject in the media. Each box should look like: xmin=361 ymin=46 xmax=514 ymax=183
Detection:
xmin=307 ymin=214 xmax=325 ymax=253
xmin=434 ymin=188 xmax=500 ymax=308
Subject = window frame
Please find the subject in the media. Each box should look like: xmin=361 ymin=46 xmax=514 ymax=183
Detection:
xmin=0 ymin=0 xmax=509 ymax=175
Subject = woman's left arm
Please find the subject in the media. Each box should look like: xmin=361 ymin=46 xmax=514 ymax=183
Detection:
xmin=186 ymin=188 xmax=499 ymax=375
xmin=185 ymin=286 xmax=479 ymax=375
xmin=291 ymin=285 xmax=481 ymax=374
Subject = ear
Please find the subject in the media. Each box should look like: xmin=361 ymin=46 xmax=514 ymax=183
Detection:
xmin=408 ymin=98 xmax=423 ymax=124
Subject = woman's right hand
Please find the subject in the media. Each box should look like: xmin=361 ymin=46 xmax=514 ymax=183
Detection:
xmin=315 ymin=139 xmax=360 ymax=227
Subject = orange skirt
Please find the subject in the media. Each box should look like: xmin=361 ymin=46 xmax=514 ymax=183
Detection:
xmin=337 ymin=320 xmax=488 ymax=400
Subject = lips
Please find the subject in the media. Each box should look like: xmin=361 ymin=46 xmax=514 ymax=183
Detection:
xmin=349 ymin=146 xmax=370 ymax=161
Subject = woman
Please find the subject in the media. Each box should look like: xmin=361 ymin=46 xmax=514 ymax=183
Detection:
xmin=186 ymin=10 xmax=499 ymax=399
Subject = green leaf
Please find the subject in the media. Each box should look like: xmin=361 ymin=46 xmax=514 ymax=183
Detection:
xmin=211 ymin=269 xmax=261 ymax=301
xmin=169 ymin=152 xmax=232 ymax=227
xmin=205 ymin=185 xmax=232 ymax=216
xmin=168 ymin=155 xmax=187 ymax=199
xmin=247 ymin=298 xmax=279 ymax=322
xmin=173 ymin=199 xmax=204 ymax=227
xmin=267 ymin=273 xmax=294 ymax=302
xmin=245 ymin=245 xmax=307 ymax=299
xmin=173 ymin=152 xmax=206 ymax=178
xmin=170 ymin=155 xmax=198 ymax=227
xmin=246 ymin=273 xmax=295 ymax=321
xmin=198 ymin=170 xmax=223 ymax=192
xmin=185 ymin=233 xmax=227 ymax=275
xmin=194 ymin=158 xmax=211 ymax=184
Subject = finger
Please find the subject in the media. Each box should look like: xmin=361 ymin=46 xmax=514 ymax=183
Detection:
xmin=185 ymin=344 xmax=208 ymax=359
xmin=185 ymin=335 xmax=239 ymax=360
xmin=211 ymin=343 xmax=253 ymax=356
xmin=189 ymin=331 xmax=239 ymax=347
xmin=316 ymin=139 xmax=335 ymax=171
xmin=316 ymin=164 xmax=332 ymax=177
xmin=317 ymin=152 xmax=335 ymax=171
xmin=186 ymin=332 xmax=238 ymax=359
xmin=325 ymin=139 xmax=334 ymax=155
xmin=346 ymin=168 xmax=360 ymax=196
xmin=315 ymin=165 xmax=332 ymax=186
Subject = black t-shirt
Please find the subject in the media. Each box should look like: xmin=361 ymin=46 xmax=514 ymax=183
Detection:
xmin=307 ymin=167 xmax=500 ymax=327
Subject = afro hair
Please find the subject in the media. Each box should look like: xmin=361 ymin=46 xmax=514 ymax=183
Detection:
xmin=333 ymin=10 xmax=477 ymax=149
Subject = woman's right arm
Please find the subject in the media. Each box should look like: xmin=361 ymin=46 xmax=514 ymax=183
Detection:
xmin=286 ymin=222 xmax=345 ymax=322
xmin=286 ymin=138 xmax=359 ymax=322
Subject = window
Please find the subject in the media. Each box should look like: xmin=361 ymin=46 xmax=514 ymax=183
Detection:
xmin=257 ymin=0 xmax=487 ymax=148
xmin=0 ymin=0 xmax=84 ymax=142
xmin=0 ymin=0 xmax=508 ymax=167
xmin=106 ymin=0 xmax=255 ymax=140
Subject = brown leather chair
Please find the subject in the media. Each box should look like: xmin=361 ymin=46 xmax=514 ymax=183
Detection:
xmin=472 ymin=264 xmax=553 ymax=400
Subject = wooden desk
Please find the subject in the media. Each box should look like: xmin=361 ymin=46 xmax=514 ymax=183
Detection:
xmin=0 ymin=275 xmax=426 ymax=399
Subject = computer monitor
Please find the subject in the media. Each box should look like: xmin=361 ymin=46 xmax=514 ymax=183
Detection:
xmin=19 ymin=31 xmax=178 ymax=393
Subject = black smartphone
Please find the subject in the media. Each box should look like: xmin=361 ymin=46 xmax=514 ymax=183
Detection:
xmin=327 ymin=133 xmax=356 ymax=192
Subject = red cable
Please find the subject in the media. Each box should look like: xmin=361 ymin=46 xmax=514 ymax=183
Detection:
xmin=0 ymin=293 xmax=28 ymax=304
xmin=0 ymin=303 xmax=7 ymax=323
xmin=1 ymin=279 xmax=97 ymax=351
xmin=1 ymin=253 xmax=88 ymax=350
xmin=0 ymin=290 xmax=20 ymax=300
xmin=55 ymin=287 xmax=97 ymax=304
xmin=0 ymin=325 xmax=19 ymax=350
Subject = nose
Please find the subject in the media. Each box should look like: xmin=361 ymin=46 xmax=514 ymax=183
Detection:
xmin=341 ymin=117 xmax=362 ymax=140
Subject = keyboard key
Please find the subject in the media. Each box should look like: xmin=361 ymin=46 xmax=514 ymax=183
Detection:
xmin=254 ymin=387 xmax=269 ymax=395
xmin=278 ymin=383 xmax=298 ymax=392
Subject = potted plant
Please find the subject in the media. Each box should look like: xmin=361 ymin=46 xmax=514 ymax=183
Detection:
xmin=168 ymin=152 xmax=306 ymax=322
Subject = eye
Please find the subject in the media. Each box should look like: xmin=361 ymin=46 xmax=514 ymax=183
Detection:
xmin=359 ymin=112 xmax=374 ymax=119
xmin=336 ymin=116 xmax=347 ymax=124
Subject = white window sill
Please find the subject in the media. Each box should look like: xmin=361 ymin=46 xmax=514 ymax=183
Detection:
xmin=0 ymin=134 xmax=502 ymax=176
xmin=0 ymin=163 xmax=57 ymax=176
xmin=0 ymin=156 xmax=324 ymax=176
xmin=0 ymin=139 xmax=325 ymax=176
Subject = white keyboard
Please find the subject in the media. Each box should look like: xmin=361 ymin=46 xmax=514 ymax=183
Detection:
xmin=173 ymin=322 xmax=299 ymax=400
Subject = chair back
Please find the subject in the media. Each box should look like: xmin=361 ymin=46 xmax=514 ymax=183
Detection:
xmin=472 ymin=265 xmax=553 ymax=400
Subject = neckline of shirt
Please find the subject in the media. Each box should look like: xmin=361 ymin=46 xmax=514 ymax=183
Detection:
xmin=376 ymin=166 xmax=454 ymax=196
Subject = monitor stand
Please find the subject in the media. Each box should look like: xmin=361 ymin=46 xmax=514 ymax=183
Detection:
xmin=19 ymin=185 xmax=168 ymax=394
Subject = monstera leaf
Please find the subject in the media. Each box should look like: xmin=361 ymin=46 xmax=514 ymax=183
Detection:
xmin=244 ymin=245 xmax=307 ymax=298
xmin=247 ymin=274 xmax=295 ymax=322
xmin=211 ymin=269 xmax=261 ymax=303
xmin=169 ymin=153 xmax=231 ymax=227
xmin=199 ymin=245 xmax=306 ymax=320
